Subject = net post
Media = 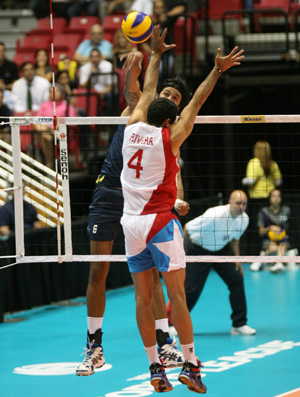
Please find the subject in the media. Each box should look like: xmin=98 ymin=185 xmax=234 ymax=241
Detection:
xmin=10 ymin=120 xmax=25 ymax=258
xmin=58 ymin=124 xmax=73 ymax=261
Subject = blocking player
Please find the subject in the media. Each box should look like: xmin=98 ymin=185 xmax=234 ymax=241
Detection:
xmin=76 ymin=49 xmax=191 ymax=376
xmin=120 ymin=26 xmax=244 ymax=392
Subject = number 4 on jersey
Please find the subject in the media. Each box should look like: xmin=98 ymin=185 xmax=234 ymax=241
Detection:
xmin=127 ymin=149 xmax=143 ymax=178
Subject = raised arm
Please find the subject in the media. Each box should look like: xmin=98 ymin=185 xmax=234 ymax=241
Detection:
xmin=120 ymin=51 xmax=144 ymax=115
xmin=126 ymin=25 xmax=176 ymax=126
xmin=170 ymin=46 xmax=245 ymax=154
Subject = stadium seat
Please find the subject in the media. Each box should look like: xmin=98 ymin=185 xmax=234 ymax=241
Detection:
xmin=13 ymin=52 xmax=36 ymax=68
xmin=26 ymin=17 xmax=67 ymax=35
xmin=114 ymin=68 xmax=126 ymax=111
xmin=253 ymin=0 xmax=290 ymax=32
xmin=53 ymin=33 xmax=83 ymax=53
xmin=13 ymin=111 xmax=38 ymax=153
xmin=254 ymin=0 xmax=289 ymax=10
xmin=173 ymin=13 xmax=198 ymax=57
xmin=18 ymin=35 xmax=51 ymax=52
xmin=71 ymin=88 xmax=102 ymax=117
xmin=208 ymin=0 xmax=243 ymax=20
xmin=64 ymin=16 xmax=100 ymax=35
xmin=102 ymin=14 xmax=123 ymax=36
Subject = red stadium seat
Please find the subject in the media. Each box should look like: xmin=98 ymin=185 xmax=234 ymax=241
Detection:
xmin=19 ymin=35 xmax=51 ymax=52
xmin=65 ymin=16 xmax=100 ymax=35
xmin=208 ymin=0 xmax=243 ymax=19
xmin=253 ymin=0 xmax=290 ymax=32
xmin=71 ymin=88 xmax=102 ymax=117
xmin=102 ymin=14 xmax=123 ymax=36
xmin=173 ymin=13 xmax=198 ymax=57
xmin=13 ymin=52 xmax=36 ymax=68
xmin=114 ymin=68 xmax=126 ymax=111
xmin=53 ymin=33 xmax=82 ymax=53
xmin=254 ymin=0 xmax=289 ymax=10
xmin=13 ymin=111 xmax=37 ymax=153
xmin=26 ymin=17 xmax=67 ymax=35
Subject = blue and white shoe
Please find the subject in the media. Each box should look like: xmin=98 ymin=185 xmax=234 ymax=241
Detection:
xmin=158 ymin=337 xmax=184 ymax=368
xmin=76 ymin=341 xmax=105 ymax=376
xmin=150 ymin=361 xmax=173 ymax=393
xmin=178 ymin=360 xmax=207 ymax=394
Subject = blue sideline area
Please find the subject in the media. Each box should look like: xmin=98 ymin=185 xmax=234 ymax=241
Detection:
xmin=0 ymin=266 xmax=300 ymax=397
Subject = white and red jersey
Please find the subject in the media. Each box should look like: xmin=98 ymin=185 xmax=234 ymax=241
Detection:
xmin=121 ymin=122 xmax=179 ymax=215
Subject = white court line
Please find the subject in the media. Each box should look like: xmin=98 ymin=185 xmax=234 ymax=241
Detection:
xmin=274 ymin=388 xmax=300 ymax=397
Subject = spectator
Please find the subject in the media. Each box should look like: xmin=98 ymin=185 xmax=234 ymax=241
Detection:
xmin=130 ymin=0 xmax=186 ymax=21
xmin=140 ymin=0 xmax=177 ymax=81
xmin=99 ymin=0 xmax=132 ymax=19
xmin=34 ymin=49 xmax=52 ymax=83
xmin=67 ymin=0 xmax=102 ymax=18
xmin=0 ymin=182 xmax=43 ymax=237
xmin=79 ymin=49 xmax=114 ymax=114
xmin=0 ymin=42 xmax=19 ymax=90
xmin=32 ymin=0 xmax=73 ymax=20
xmin=130 ymin=0 xmax=153 ymax=14
xmin=0 ymin=88 xmax=12 ymax=143
xmin=11 ymin=62 xmax=51 ymax=113
xmin=242 ymin=140 xmax=282 ymax=200
xmin=34 ymin=84 xmax=77 ymax=168
xmin=0 ymin=78 xmax=14 ymax=112
xmin=56 ymin=70 xmax=76 ymax=106
xmin=250 ymin=189 xmax=291 ymax=273
xmin=74 ymin=24 xmax=113 ymax=65
xmin=242 ymin=140 xmax=282 ymax=254
xmin=176 ymin=190 xmax=256 ymax=335
xmin=57 ymin=55 xmax=78 ymax=89
xmin=56 ymin=69 xmax=90 ymax=152
xmin=112 ymin=29 xmax=137 ymax=69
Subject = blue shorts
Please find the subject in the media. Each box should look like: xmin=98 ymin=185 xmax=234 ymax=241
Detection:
xmin=121 ymin=213 xmax=186 ymax=273
xmin=87 ymin=185 xmax=124 ymax=241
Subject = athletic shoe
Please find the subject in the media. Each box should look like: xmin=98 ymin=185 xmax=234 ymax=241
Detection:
xmin=270 ymin=263 xmax=285 ymax=274
xmin=158 ymin=337 xmax=184 ymax=368
xmin=76 ymin=341 xmax=105 ymax=376
xmin=231 ymin=325 xmax=256 ymax=335
xmin=150 ymin=361 xmax=173 ymax=393
xmin=178 ymin=360 xmax=207 ymax=394
xmin=250 ymin=262 xmax=262 ymax=271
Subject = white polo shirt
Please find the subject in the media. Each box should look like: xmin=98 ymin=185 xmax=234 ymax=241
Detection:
xmin=186 ymin=204 xmax=249 ymax=252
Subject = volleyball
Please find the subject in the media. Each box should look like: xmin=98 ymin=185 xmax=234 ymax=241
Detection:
xmin=268 ymin=227 xmax=287 ymax=242
xmin=122 ymin=11 xmax=153 ymax=43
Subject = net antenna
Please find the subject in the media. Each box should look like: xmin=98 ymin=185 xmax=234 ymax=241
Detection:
xmin=48 ymin=0 xmax=71 ymax=262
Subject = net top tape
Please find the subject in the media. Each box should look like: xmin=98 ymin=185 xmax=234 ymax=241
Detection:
xmin=7 ymin=115 xmax=300 ymax=126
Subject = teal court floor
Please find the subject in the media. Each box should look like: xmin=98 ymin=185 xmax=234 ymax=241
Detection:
xmin=1 ymin=265 xmax=300 ymax=397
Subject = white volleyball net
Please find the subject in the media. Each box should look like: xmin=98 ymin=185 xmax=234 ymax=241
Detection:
xmin=0 ymin=114 xmax=300 ymax=269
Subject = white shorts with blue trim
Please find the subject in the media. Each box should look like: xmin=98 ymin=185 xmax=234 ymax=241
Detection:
xmin=121 ymin=213 xmax=186 ymax=273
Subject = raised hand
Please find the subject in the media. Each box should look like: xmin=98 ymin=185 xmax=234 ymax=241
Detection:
xmin=121 ymin=51 xmax=144 ymax=73
xmin=151 ymin=24 xmax=176 ymax=54
xmin=215 ymin=46 xmax=245 ymax=73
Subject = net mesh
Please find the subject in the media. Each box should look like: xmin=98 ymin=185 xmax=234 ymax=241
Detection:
xmin=0 ymin=115 xmax=300 ymax=268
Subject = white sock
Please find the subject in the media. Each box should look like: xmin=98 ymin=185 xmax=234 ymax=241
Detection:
xmin=145 ymin=345 xmax=160 ymax=365
xmin=181 ymin=342 xmax=198 ymax=366
xmin=155 ymin=318 xmax=169 ymax=333
xmin=87 ymin=317 xmax=103 ymax=334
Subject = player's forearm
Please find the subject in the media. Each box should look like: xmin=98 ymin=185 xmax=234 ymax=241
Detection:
xmin=124 ymin=59 xmax=142 ymax=109
xmin=190 ymin=68 xmax=221 ymax=114
xmin=143 ymin=51 xmax=161 ymax=97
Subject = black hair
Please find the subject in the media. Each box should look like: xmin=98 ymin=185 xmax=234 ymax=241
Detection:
xmin=56 ymin=70 xmax=69 ymax=80
xmin=20 ymin=61 xmax=35 ymax=70
xmin=158 ymin=76 xmax=191 ymax=111
xmin=147 ymin=97 xmax=178 ymax=127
